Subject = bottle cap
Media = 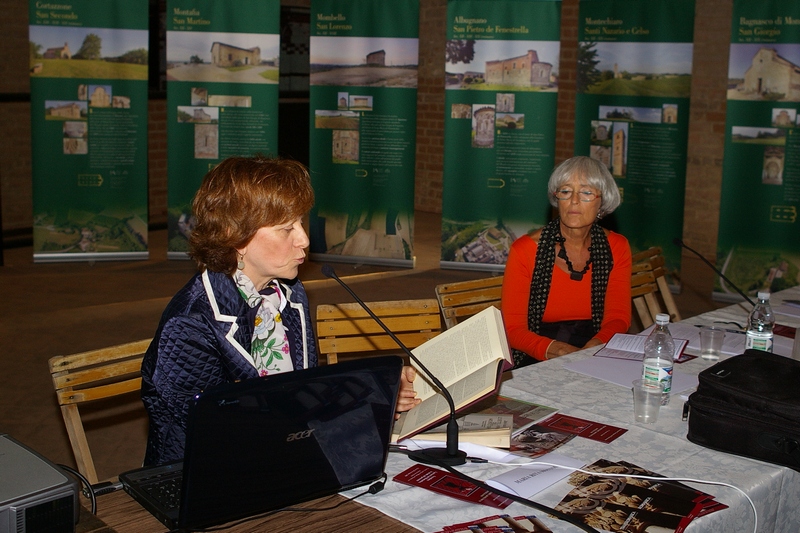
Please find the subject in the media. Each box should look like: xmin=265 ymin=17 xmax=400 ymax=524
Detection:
xmin=757 ymin=291 xmax=770 ymax=300
xmin=655 ymin=313 xmax=670 ymax=325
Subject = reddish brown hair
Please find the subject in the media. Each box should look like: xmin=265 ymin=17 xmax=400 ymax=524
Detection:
xmin=188 ymin=156 xmax=314 ymax=273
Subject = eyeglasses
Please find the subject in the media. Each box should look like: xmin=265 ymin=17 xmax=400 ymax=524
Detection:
xmin=554 ymin=188 xmax=599 ymax=202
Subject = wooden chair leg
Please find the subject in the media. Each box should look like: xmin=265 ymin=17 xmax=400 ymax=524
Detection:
xmin=656 ymin=276 xmax=682 ymax=322
xmin=61 ymin=404 xmax=99 ymax=484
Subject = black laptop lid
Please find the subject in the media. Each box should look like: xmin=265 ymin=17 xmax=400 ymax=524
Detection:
xmin=178 ymin=355 xmax=403 ymax=529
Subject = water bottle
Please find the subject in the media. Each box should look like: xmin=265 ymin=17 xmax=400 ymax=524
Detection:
xmin=642 ymin=313 xmax=675 ymax=406
xmin=746 ymin=291 xmax=775 ymax=352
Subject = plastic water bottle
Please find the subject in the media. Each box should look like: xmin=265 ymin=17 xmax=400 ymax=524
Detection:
xmin=642 ymin=313 xmax=675 ymax=406
xmin=746 ymin=291 xmax=775 ymax=352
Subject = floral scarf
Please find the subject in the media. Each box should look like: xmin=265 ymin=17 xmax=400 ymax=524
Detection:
xmin=233 ymin=270 xmax=294 ymax=376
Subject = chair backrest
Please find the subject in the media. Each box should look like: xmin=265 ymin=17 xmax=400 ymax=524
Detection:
xmin=630 ymin=247 xmax=682 ymax=328
xmin=316 ymin=299 xmax=441 ymax=365
xmin=48 ymin=339 xmax=150 ymax=484
xmin=631 ymin=265 xmax=660 ymax=330
xmin=435 ymin=276 xmax=504 ymax=329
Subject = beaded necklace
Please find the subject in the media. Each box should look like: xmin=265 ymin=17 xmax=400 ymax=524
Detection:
xmin=556 ymin=234 xmax=592 ymax=282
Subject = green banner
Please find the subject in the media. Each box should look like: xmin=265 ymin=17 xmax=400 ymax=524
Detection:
xmin=30 ymin=0 xmax=149 ymax=262
xmin=440 ymin=0 xmax=561 ymax=271
xmin=574 ymin=0 xmax=695 ymax=281
xmin=166 ymin=0 xmax=280 ymax=256
xmin=308 ymin=0 xmax=419 ymax=267
xmin=717 ymin=0 xmax=800 ymax=300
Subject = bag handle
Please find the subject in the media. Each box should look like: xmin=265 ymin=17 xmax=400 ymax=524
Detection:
xmin=757 ymin=433 xmax=800 ymax=467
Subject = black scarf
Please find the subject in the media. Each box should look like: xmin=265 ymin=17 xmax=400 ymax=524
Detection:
xmin=511 ymin=218 xmax=613 ymax=367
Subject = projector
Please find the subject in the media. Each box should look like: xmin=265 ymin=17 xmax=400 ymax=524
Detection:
xmin=0 ymin=434 xmax=80 ymax=533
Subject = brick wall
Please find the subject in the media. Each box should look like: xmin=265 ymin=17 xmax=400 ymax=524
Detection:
xmin=2 ymin=0 xmax=729 ymax=265
xmin=148 ymin=100 xmax=168 ymax=225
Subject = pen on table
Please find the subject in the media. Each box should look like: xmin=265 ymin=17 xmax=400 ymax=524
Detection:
xmin=693 ymin=324 xmax=745 ymax=335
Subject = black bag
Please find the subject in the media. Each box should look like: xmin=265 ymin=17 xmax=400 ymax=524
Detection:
xmin=686 ymin=349 xmax=800 ymax=471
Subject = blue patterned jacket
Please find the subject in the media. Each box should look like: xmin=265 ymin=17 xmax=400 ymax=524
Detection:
xmin=141 ymin=269 xmax=318 ymax=466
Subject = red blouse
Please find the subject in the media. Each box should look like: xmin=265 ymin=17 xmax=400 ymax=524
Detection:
xmin=501 ymin=231 xmax=632 ymax=361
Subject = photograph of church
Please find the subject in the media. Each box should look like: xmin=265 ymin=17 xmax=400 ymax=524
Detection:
xmin=728 ymin=44 xmax=800 ymax=102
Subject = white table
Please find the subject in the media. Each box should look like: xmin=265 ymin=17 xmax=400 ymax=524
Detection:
xmin=352 ymin=286 xmax=800 ymax=532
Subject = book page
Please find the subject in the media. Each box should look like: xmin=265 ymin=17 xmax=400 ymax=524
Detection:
xmin=410 ymin=306 xmax=510 ymax=401
xmin=594 ymin=333 xmax=687 ymax=360
xmin=394 ymin=359 xmax=503 ymax=440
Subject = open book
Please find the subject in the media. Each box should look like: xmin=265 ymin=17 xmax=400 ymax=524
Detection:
xmin=392 ymin=306 xmax=512 ymax=442
xmin=593 ymin=333 xmax=688 ymax=361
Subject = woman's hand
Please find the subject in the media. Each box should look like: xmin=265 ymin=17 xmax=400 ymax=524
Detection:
xmin=544 ymin=340 xmax=580 ymax=359
xmin=395 ymin=366 xmax=421 ymax=419
xmin=582 ymin=337 xmax=603 ymax=350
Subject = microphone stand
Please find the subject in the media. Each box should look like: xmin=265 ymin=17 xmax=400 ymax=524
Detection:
xmin=673 ymin=238 xmax=755 ymax=306
xmin=322 ymin=265 xmax=467 ymax=466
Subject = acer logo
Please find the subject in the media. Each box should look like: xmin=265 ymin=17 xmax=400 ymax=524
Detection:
xmin=286 ymin=429 xmax=315 ymax=442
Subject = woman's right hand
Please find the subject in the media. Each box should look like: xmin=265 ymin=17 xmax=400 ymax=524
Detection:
xmin=545 ymin=340 xmax=580 ymax=359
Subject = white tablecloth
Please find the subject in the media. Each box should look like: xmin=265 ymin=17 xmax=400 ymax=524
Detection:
xmin=349 ymin=287 xmax=800 ymax=533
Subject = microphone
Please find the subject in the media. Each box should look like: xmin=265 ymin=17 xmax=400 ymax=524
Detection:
xmin=321 ymin=264 xmax=468 ymax=466
xmin=673 ymin=238 xmax=755 ymax=306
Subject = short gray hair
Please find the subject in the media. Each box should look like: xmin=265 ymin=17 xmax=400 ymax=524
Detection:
xmin=547 ymin=156 xmax=621 ymax=217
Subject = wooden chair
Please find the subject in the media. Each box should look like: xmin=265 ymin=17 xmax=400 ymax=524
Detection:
xmin=48 ymin=339 xmax=150 ymax=484
xmin=630 ymin=247 xmax=682 ymax=327
xmin=316 ymin=299 xmax=441 ymax=365
xmin=435 ymin=276 xmax=504 ymax=329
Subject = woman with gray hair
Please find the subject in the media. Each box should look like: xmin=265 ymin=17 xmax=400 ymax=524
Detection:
xmin=501 ymin=156 xmax=631 ymax=366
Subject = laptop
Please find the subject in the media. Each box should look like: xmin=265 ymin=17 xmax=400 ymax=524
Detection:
xmin=120 ymin=355 xmax=403 ymax=530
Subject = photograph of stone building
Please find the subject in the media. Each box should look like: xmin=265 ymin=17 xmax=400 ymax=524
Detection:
xmin=62 ymin=117 xmax=89 ymax=155
xmin=485 ymin=50 xmax=552 ymax=88
xmin=310 ymin=36 xmax=418 ymax=88
xmin=112 ymin=96 xmax=131 ymax=108
xmin=445 ymin=39 xmax=560 ymax=91
xmin=48 ymin=102 xmax=84 ymax=119
xmin=612 ymin=125 xmax=627 ymax=177
xmin=30 ymin=26 xmax=149 ymax=80
xmin=191 ymin=88 xmax=208 ymax=106
xmin=451 ymin=104 xmax=472 ymax=119
xmin=63 ymin=138 xmax=87 ymax=155
xmin=211 ymin=42 xmax=261 ymax=67
xmin=496 ymin=113 xmax=524 ymax=130
xmin=496 ymin=93 xmax=515 ymax=112
xmin=207 ymin=95 xmax=252 ymax=107
xmin=591 ymin=121 xmax=611 ymax=142
xmin=177 ymin=106 xmax=219 ymax=124
xmin=741 ymin=47 xmax=800 ymax=101
xmin=762 ymin=146 xmax=784 ymax=185
xmin=772 ymin=108 xmax=796 ymax=127
xmin=43 ymin=42 xmax=71 ymax=60
xmin=590 ymin=145 xmax=611 ymax=169
xmin=166 ymin=31 xmax=279 ymax=84
xmin=366 ymin=50 xmax=386 ymax=66
xmin=89 ymin=86 xmax=112 ymax=108
xmin=662 ymin=104 xmax=678 ymax=124
xmin=729 ymin=44 xmax=800 ymax=102
xmin=349 ymin=95 xmax=373 ymax=111
xmin=472 ymin=105 xmax=495 ymax=148
xmin=194 ymin=124 xmax=218 ymax=159
xmin=332 ymin=130 xmax=359 ymax=163
xmin=63 ymin=122 xmax=87 ymax=139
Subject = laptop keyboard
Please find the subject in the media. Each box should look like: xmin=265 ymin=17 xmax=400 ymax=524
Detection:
xmin=141 ymin=472 xmax=183 ymax=511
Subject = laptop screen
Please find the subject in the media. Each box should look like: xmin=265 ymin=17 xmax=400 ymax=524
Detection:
xmin=178 ymin=355 xmax=403 ymax=529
